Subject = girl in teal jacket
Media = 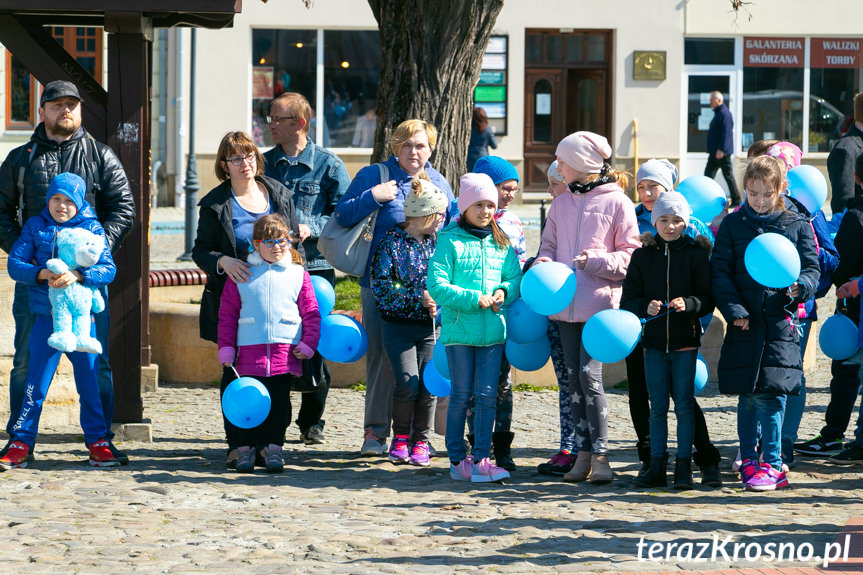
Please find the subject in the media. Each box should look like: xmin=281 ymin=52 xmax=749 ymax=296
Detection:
xmin=427 ymin=173 xmax=522 ymax=483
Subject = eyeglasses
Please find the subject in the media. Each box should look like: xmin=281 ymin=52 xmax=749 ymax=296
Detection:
xmin=266 ymin=115 xmax=299 ymax=124
xmin=259 ymin=238 xmax=290 ymax=248
xmin=499 ymin=186 xmax=520 ymax=196
xmin=225 ymin=153 xmax=256 ymax=167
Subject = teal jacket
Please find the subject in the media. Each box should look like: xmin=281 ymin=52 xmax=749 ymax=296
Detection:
xmin=427 ymin=222 xmax=522 ymax=346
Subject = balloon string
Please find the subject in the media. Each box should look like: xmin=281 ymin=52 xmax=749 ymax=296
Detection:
xmin=230 ymin=364 xmax=241 ymax=380
xmin=641 ymin=310 xmax=672 ymax=324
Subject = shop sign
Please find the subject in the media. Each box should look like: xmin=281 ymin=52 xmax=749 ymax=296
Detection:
xmin=743 ymin=37 xmax=804 ymax=67
xmin=811 ymin=38 xmax=863 ymax=68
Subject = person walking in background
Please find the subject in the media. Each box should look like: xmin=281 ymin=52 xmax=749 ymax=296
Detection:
xmin=427 ymin=173 xmax=522 ymax=483
xmin=827 ymin=92 xmax=863 ymax=215
xmin=218 ymin=215 xmax=320 ymax=474
xmin=535 ymin=131 xmax=641 ymax=484
xmin=334 ymin=119 xmax=453 ymax=458
xmin=371 ymin=176 xmax=449 ymax=468
xmin=704 ymin=91 xmax=742 ymax=208
xmin=263 ymin=92 xmax=351 ymax=446
xmin=0 ymin=80 xmax=135 ymax=464
xmin=467 ymin=107 xmax=498 ymax=172
xmin=712 ymin=156 xmax=819 ymax=491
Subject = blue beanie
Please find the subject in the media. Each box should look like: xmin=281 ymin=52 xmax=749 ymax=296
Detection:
xmin=47 ymin=172 xmax=86 ymax=210
xmin=636 ymin=159 xmax=678 ymax=193
xmin=472 ymin=156 xmax=519 ymax=185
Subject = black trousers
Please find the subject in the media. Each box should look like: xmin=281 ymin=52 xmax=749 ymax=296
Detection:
xmin=296 ymin=267 xmax=336 ymax=434
xmin=704 ymin=153 xmax=742 ymax=206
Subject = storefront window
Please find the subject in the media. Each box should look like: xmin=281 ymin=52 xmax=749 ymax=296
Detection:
xmin=808 ymin=38 xmax=863 ymax=152
xmin=684 ymin=38 xmax=734 ymax=65
xmin=250 ymin=29 xmax=379 ymax=149
xmin=741 ymin=37 xmax=805 ymax=150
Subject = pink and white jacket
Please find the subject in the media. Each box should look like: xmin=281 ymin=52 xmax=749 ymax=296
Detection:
xmin=538 ymin=182 xmax=641 ymax=323
xmin=218 ymin=252 xmax=321 ymax=377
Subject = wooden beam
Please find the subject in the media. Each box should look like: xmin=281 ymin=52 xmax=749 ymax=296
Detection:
xmin=106 ymin=22 xmax=150 ymax=423
xmin=0 ymin=15 xmax=108 ymax=141
xmin=0 ymin=0 xmax=241 ymax=14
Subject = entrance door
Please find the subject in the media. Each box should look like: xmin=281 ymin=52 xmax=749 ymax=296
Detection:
xmin=681 ymin=72 xmax=735 ymax=180
xmin=524 ymin=69 xmax=566 ymax=192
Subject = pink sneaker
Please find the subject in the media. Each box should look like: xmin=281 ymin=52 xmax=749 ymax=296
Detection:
xmin=410 ymin=441 xmax=430 ymax=467
xmin=739 ymin=459 xmax=759 ymax=486
xmin=471 ymin=457 xmax=510 ymax=483
xmin=388 ymin=436 xmax=410 ymax=464
xmin=745 ymin=462 xmax=788 ymax=492
xmin=450 ymin=459 xmax=473 ymax=481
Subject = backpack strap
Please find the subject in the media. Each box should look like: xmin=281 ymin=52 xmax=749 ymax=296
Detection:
xmin=15 ymin=143 xmax=38 ymax=225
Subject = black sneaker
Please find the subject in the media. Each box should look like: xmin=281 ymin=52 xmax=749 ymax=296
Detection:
xmin=109 ymin=442 xmax=129 ymax=466
xmin=537 ymin=451 xmax=577 ymax=476
xmin=794 ymin=435 xmax=843 ymax=457
xmin=829 ymin=443 xmax=863 ymax=465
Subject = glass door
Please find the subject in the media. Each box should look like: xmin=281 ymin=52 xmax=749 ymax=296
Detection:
xmin=681 ymin=71 xmax=736 ymax=181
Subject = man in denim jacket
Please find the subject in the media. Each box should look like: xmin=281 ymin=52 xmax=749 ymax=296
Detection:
xmin=263 ymin=92 xmax=351 ymax=446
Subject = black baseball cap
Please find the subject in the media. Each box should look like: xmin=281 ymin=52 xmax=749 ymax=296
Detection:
xmin=40 ymin=80 xmax=82 ymax=106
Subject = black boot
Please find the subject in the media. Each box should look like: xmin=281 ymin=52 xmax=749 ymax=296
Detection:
xmin=674 ymin=457 xmax=694 ymax=490
xmin=693 ymin=445 xmax=723 ymax=487
xmin=492 ymin=431 xmax=516 ymax=471
xmin=637 ymin=442 xmax=652 ymax=475
xmin=634 ymin=457 xmax=667 ymax=488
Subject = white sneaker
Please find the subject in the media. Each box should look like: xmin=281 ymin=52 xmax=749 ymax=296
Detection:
xmin=471 ymin=457 xmax=510 ymax=483
xmin=731 ymin=449 xmax=743 ymax=472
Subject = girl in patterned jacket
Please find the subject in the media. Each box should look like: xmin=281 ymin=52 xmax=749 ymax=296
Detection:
xmin=218 ymin=214 xmax=321 ymax=474
xmin=371 ymin=175 xmax=449 ymax=468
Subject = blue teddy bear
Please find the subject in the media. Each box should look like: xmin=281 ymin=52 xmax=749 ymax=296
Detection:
xmin=46 ymin=227 xmax=106 ymax=354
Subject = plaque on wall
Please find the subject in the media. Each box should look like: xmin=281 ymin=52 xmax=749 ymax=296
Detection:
xmin=633 ymin=51 xmax=666 ymax=81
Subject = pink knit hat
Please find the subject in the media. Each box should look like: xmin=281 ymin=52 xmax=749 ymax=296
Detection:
xmin=555 ymin=131 xmax=612 ymax=174
xmin=457 ymin=172 xmax=498 ymax=214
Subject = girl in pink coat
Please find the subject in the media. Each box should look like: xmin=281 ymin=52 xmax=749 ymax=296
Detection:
xmin=536 ymin=131 xmax=641 ymax=484
xmin=218 ymin=214 xmax=321 ymax=474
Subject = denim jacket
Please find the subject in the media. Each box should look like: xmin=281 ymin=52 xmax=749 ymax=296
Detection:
xmin=263 ymin=141 xmax=351 ymax=270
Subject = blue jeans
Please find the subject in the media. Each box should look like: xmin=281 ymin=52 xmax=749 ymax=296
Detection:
xmin=644 ymin=348 xmax=697 ymax=459
xmin=12 ymin=315 xmax=108 ymax=446
xmin=781 ymin=318 xmax=812 ymax=454
xmin=6 ymin=283 xmax=115 ymax=441
xmin=445 ymin=344 xmax=503 ymax=463
xmin=738 ymin=392 xmax=786 ymax=469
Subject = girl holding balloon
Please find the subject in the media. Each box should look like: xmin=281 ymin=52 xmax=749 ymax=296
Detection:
xmin=711 ymin=156 xmax=819 ymax=491
xmin=535 ymin=131 xmax=641 ymax=484
xmin=621 ymin=191 xmax=715 ymax=490
xmin=371 ymin=175 xmax=449 ymax=468
xmin=427 ymin=173 xmax=522 ymax=483
xmin=218 ymin=214 xmax=321 ymax=473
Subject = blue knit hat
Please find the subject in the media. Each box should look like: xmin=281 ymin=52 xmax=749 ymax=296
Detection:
xmin=47 ymin=172 xmax=86 ymax=211
xmin=472 ymin=156 xmax=519 ymax=185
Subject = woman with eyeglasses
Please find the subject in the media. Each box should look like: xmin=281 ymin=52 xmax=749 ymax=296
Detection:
xmin=193 ymin=130 xmax=306 ymax=470
xmin=334 ymin=119 xmax=454 ymax=457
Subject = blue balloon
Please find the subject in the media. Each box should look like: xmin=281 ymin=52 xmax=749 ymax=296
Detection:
xmin=694 ymin=353 xmax=709 ymax=395
xmin=582 ymin=309 xmax=643 ymax=363
xmin=423 ymin=361 xmax=451 ymax=397
xmin=222 ymin=376 xmax=271 ymax=429
xmin=521 ymin=262 xmax=577 ymax=316
xmin=744 ymin=232 xmax=800 ymax=288
xmin=318 ymin=314 xmax=365 ymax=363
xmin=506 ymin=298 xmax=549 ymax=344
xmin=310 ymin=275 xmax=335 ymax=317
xmin=432 ymin=340 xmax=449 ymax=379
xmin=819 ymin=314 xmax=859 ymax=360
xmin=787 ymin=165 xmax=828 ymax=214
xmin=676 ymin=175 xmax=727 ymax=223
xmin=343 ymin=315 xmax=369 ymax=363
xmin=505 ymin=338 xmax=551 ymax=371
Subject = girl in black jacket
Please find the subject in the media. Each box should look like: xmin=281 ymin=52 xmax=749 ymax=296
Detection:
xmin=622 ymin=191 xmax=714 ymax=489
xmin=712 ymin=156 xmax=820 ymax=492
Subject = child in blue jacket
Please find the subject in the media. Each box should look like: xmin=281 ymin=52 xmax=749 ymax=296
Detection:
xmin=1 ymin=173 xmax=117 ymax=470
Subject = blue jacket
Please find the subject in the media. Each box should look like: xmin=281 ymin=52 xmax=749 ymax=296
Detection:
xmin=711 ymin=203 xmax=820 ymax=395
xmin=263 ymin=141 xmax=351 ymax=271
xmin=635 ymin=203 xmax=714 ymax=242
xmin=8 ymin=202 xmax=115 ymax=316
xmin=467 ymin=126 xmax=497 ymax=169
xmin=334 ymin=156 xmax=454 ymax=288
xmin=707 ymin=103 xmax=734 ymax=155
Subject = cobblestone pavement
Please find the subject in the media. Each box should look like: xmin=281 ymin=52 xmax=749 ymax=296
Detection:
xmin=1 ymin=207 xmax=860 ymax=573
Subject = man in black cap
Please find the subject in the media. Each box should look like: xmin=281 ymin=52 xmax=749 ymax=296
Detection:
xmin=0 ymin=80 xmax=136 ymax=463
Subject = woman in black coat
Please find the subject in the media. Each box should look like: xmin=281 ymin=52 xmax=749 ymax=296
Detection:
xmin=711 ymin=156 xmax=819 ymax=491
xmin=192 ymin=131 xmax=304 ymax=468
